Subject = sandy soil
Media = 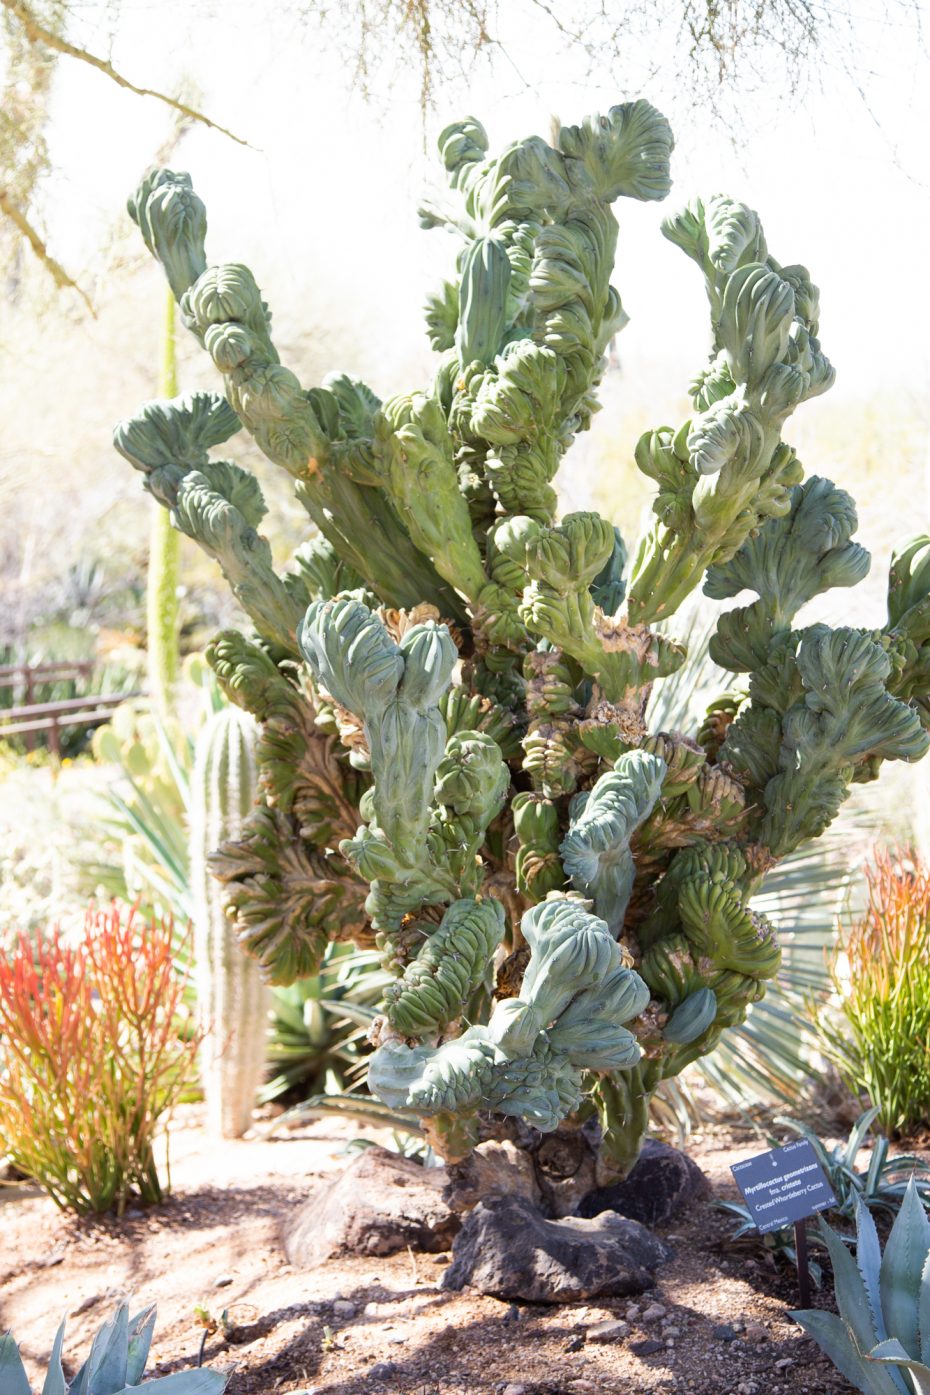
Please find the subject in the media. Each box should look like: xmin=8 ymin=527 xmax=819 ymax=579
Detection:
xmin=0 ymin=1111 xmax=858 ymax=1395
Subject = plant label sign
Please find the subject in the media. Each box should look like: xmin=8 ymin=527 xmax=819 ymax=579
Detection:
xmin=731 ymin=1139 xmax=837 ymax=1235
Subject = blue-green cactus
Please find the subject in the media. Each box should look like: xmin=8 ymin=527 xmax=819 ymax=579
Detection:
xmin=116 ymin=99 xmax=930 ymax=1175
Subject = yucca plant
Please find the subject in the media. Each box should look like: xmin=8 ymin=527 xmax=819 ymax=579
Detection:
xmin=818 ymin=848 xmax=930 ymax=1137
xmin=262 ymin=944 xmax=391 ymax=1102
xmin=0 ymin=1303 xmax=226 ymax=1394
xmin=792 ymin=1178 xmax=930 ymax=1394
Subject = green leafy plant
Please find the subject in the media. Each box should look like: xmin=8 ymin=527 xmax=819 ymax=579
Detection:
xmin=717 ymin=1109 xmax=930 ymax=1282
xmin=115 ymin=103 xmax=930 ymax=1179
xmin=0 ymin=903 xmax=199 ymax=1215
xmin=0 ymin=1302 xmax=226 ymax=1394
xmin=817 ymin=847 xmax=930 ymax=1137
xmin=792 ymin=1178 xmax=930 ymax=1394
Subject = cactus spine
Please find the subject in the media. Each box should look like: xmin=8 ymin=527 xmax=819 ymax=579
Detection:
xmin=190 ymin=705 xmax=267 ymax=1137
xmin=116 ymin=102 xmax=930 ymax=1177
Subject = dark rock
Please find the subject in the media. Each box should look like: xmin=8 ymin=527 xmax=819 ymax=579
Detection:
xmin=630 ymin=1339 xmax=664 ymax=1357
xmin=369 ymin=1361 xmax=400 ymax=1382
xmin=284 ymin=1147 xmax=459 ymax=1268
xmin=564 ymin=1336 xmax=585 ymax=1352
xmin=579 ymin=1141 xmax=710 ymax=1227
xmin=440 ymin=1193 xmax=670 ymax=1303
xmin=712 ymin=1323 xmax=738 ymax=1342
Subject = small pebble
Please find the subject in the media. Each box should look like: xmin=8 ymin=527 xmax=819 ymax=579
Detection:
xmin=744 ymin=1322 xmax=768 ymax=1343
xmin=363 ymin=1302 xmax=381 ymax=1317
xmin=626 ymin=1304 xmax=642 ymax=1321
xmin=663 ymin=1325 xmax=681 ymax=1338
xmin=564 ymin=1335 xmax=585 ymax=1353
xmin=642 ymin=1302 xmax=667 ymax=1323
xmin=631 ymin=1339 xmax=664 ymax=1356
xmin=501 ymin=1385 xmax=526 ymax=1395
xmin=774 ymin=1358 xmax=794 ymax=1372
xmin=712 ymin=1323 xmax=738 ymax=1342
xmin=333 ymin=1299 xmax=356 ymax=1319
xmin=587 ymin=1319 xmax=630 ymax=1343
xmin=213 ymin=1275 xmax=234 ymax=1289
xmin=568 ymin=1382 xmax=596 ymax=1393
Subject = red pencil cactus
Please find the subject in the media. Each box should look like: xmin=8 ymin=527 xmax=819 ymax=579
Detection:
xmin=0 ymin=902 xmax=199 ymax=1214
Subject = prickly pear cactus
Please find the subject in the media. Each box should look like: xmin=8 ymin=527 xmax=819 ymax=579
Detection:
xmin=190 ymin=705 xmax=267 ymax=1137
xmin=116 ymin=102 xmax=930 ymax=1176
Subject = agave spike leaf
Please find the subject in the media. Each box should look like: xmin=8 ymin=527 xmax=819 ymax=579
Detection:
xmin=881 ymin=1180 xmax=930 ymax=1360
xmin=815 ymin=1217 xmax=903 ymax=1393
xmin=789 ymin=1310 xmax=889 ymax=1395
xmin=40 ymin=1318 xmax=68 ymax=1395
xmin=868 ymin=1340 xmax=930 ymax=1395
xmin=920 ymin=1250 xmax=930 ymax=1367
xmin=847 ymin=1108 xmax=883 ymax=1170
xmin=114 ymin=1373 xmax=228 ymax=1394
xmin=0 ymin=1334 xmax=32 ymax=1395
xmin=89 ymin=1302 xmax=130 ymax=1394
xmin=126 ymin=1307 xmax=157 ymax=1387
xmin=857 ymin=1196 xmax=891 ymax=1346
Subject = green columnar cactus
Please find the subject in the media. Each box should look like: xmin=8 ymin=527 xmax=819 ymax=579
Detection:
xmin=190 ymin=706 xmax=267 ymax=1137
xmin=116 ymin=99 xmax=930 ymax=1176
xmin=145 ymin=287 xmax=182 ymax=716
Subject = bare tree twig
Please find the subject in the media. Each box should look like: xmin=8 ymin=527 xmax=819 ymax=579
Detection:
xmin=1 ymin=0 xmax=249 ymax=146
xmin=0 ymin=186 xmax=94 ymax=312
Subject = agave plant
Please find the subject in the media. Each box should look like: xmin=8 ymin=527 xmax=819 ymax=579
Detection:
xmin=0 ymin=1304 xmax=226 ymax=1394
xmin=792 ymin=1178 xmax=930 ymax=1394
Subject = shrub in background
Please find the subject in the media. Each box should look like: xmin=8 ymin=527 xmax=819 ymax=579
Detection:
xmin=819 ymin=848 xmax=930 ymax=1137
xmin=0 ymin=903 xmax=198 ymax=1215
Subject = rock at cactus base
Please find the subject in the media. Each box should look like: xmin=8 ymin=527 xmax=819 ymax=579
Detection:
xmin=440 ymin=1193 xmax=670 ymax=1302
xmin=283 ymin=1147 xmax=460 ymax=1268
xmin=577 ymin=1140 xmax=711 ymax=1228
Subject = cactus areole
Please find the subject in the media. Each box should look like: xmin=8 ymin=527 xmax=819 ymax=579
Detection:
xmin=115 ymin=103 xmax=930 ymax=1177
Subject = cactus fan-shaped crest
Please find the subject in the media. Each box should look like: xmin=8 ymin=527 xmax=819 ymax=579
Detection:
xmin=117 ymin=100 xmax=930 ymax=1174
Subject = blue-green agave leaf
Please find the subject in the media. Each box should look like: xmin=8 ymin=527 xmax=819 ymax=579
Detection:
xmin=0 ymin=1334 xmax=32 ymax=1395
xmin=40 ymin=1319 xmax=68 ymax=1395
xmin=868 ymin=1339 xmax=930 ymax=1395
xmin=881 ymin=1179 xmax=930 ymax=1359
xmin=789 ymin=1310 xmax=887 ymax=1395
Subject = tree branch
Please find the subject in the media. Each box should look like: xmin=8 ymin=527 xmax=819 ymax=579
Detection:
xmin=1 ymin=0 xmax=249 ymax=146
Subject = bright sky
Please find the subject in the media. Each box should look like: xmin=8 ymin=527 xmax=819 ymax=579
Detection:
xmin=34 ymin=0 xmax=930 ymax=408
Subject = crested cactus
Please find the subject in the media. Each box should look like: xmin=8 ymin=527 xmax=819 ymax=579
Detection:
xmin=190 ymin=705 xmax=267 ymax=1137
xmin=116 ymin=99 xmax=930 ymax=1177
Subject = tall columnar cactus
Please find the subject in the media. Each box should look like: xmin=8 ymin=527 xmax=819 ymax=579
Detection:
xmin=115 ymin=103 xmax=930 ymax=1175
xmin=190 ymin=705 xmax=267 ymax=1137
